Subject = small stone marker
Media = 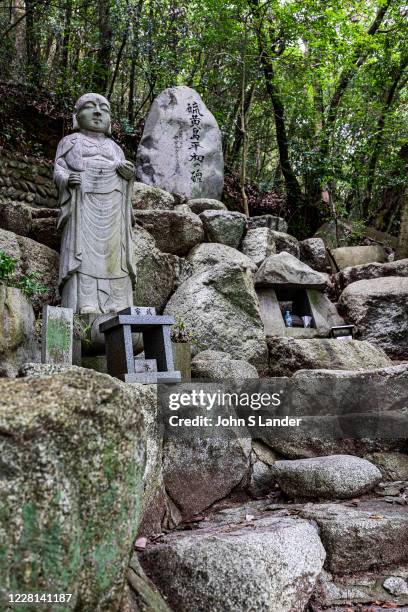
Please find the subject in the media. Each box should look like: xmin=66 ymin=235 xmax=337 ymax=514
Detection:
xmin=42 ymin=305 xmax=73 ymax=365
xmin=136 ymin=86 xmax=224 ymax=200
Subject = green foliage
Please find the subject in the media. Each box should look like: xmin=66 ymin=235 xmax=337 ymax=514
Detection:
xmin=16 ymin=272 xmax=47 ymax=297
xmin=0 ymin=251 xmax=16 ymax=280
xmin=0 ymin=251 xmax=47 ymax=297
xmin=0 ymin=0 xmax=407 ymax=234
xmin=171 ymin=317 xmax=196 ymax=344
xmin=348 ymin=220 xmax=368 ymax=246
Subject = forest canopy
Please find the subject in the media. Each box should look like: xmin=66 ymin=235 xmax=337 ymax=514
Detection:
xmin=0 ymin=0 xmax=407 ymax=237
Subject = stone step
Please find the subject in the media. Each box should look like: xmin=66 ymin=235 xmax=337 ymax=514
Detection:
xmin=301 ymin=499 xmax=408 ymax=574
xmin=139 ymin=504 xmax=325 ymax=612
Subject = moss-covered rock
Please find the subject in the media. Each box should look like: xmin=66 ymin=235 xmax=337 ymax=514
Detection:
xmin=0 ymin=285 xmax=39 ymax=377
xmin=0 ymin=368 xmax=148 ymax=610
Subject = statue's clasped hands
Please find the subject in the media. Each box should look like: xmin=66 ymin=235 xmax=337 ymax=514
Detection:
xmin=67 ymin=160 xmax=135 ymax=188
xmin=116 ymin=160 xmax=135 ymax=181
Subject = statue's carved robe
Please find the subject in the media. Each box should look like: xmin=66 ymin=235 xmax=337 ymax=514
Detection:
xmin=54 ymin=132 xmax=135 ymax=314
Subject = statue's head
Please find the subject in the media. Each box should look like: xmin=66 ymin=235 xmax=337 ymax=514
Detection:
xmin=73 ymin=93 xmax=111 ymax=134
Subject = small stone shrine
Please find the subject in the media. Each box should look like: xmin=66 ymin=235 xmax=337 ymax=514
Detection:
xmin=255 ymin=251 xmax=345 ymax=337
xmin=136 ymin=86 xmax=224 ymax=200
xmin=100 ymin=307 xmax=181 ymax=384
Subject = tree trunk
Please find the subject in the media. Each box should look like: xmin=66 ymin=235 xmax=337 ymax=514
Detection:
xmin=248 ymin=0 xmax=302 ymax=212
xmin=362 ymin=59 xmax=408 ymax=217
xmin=12 ymin=0 xmax=26 ymax=77
xmin=94 ymin=0 xmax=112 ymax=93
xmin=128 ymin=0 xmax=144 ymax=121
xmin=397 ymin=192 xmax=408 ymax=259
xmin=60 ymin=0 xmax=72 ymax=73
xmin=229 ymin=84 xmax=255 ymax=170
xmin=25 ymin=0 xmax=43 ymax=85
xmin=108 ymin=20 xmax=129 ymax=100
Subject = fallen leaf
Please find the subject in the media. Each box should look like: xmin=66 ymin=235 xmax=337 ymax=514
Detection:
xmin=369 ymin=514 xmax=384 ymax=519
xmin=135 ymin=537 xmax=147 ymax=550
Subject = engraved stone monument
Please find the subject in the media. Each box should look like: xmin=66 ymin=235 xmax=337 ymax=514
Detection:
xmin=136 ymin=86 xmax=224 ymax=200
xmin=54 ymin=93 xmax=136 ymax=314
xmin=41 ymin=305 xmax=73 ymax=365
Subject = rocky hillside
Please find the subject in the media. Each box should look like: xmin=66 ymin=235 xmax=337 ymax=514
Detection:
xmin=0 ymin=154 xmax=407 ymax=611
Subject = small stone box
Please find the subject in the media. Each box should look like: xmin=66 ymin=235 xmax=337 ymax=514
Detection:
xmin=42 ymin=305 xmax=74 ymax=365
xmin=100 ymin=307 xmax=181 ymax=384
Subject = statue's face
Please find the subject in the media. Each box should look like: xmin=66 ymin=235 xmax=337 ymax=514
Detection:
xmin=76 ymin=99 xmax=111 ymax=133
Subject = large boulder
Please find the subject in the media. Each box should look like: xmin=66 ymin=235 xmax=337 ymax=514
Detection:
xmin=314 ymin=220 xmax=398 ymax=249
xmin=268 ymin=230 xmax=300 ymax=258
xmin=248 ymin=215 xmax=288 ymax=233
xmin=30 ymin=211 xmax=59 ymax=251
xmin=330 ymin=245 xmax=386 ymax=270
xmin=0 ymin=368 xmax=147 ymax=609
xmin=0 ymin=197 xmax=32 ymax=237
xmin=255 ymin=251 xmax=328 ymax=290
xmin=0 ymin=227 xmax=59 ymax=311
xmin=185 ymin=242 xmax=257 ymax=278
xmin=136 ymin=86 xmax=224 ymax=200
xmin=140 ymin=510 xmax=325 ymax=612
xmin=164 ymin=262 xmax=268 ymax=367
xmin=241 ymin=227 xmax=276 ymax=267
xmin=0 ymin=285 xmax=40 ymax=376
xmin=162 ymin=433 xmax=251 ymax=518
xmin=339 ymin=276 xmax=408 ymax=359
xmin=267 ymin=337 xmax=391 ymax=376
xmin=199 ymin=210 xmax=247 ymax=248
xmin=132 ymin=182 xmax=175 ymax=210
xmin=261 ymin=364 xmax=408 ymax=458
xmin=299 ymin=237 xmax=327 ymax=272
xmin=188 ymin=198 xmax=227 ymax=214
xmin=364 ymin=452 xmax=408 ymax=482
xmin=272 ymin=455 xmax=382 ymax=500
xmin=334 ymin=258 xmax=408 ymax=293
xmin=135 ymin=210 xmax=204 ymax=256
xmin=301 ymin=500 xmax=408 ymax=573
xmin=0 ymin=197 xmax=59 ymax=250
xmin=133 ymin=226 xmax=181 ymax=311
xmin=191 ymin=350 xmax=259 ymax=381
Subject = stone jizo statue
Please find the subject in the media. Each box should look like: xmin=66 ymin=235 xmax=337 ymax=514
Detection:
xmin=54 ymin=93 xmax=135 ymax=314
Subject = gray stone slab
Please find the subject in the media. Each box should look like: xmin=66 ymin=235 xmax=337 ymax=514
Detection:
xmin=99 ymin=314 xmax=175 ymax=333
xmin=41 ymin=305 xmax=73 ymax=365
xmin=257 ymin=288 xmax=286 ymax=336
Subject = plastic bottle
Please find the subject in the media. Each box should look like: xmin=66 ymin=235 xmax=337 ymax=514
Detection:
xmin=284 ymin=310 xmax=293 ymax=327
